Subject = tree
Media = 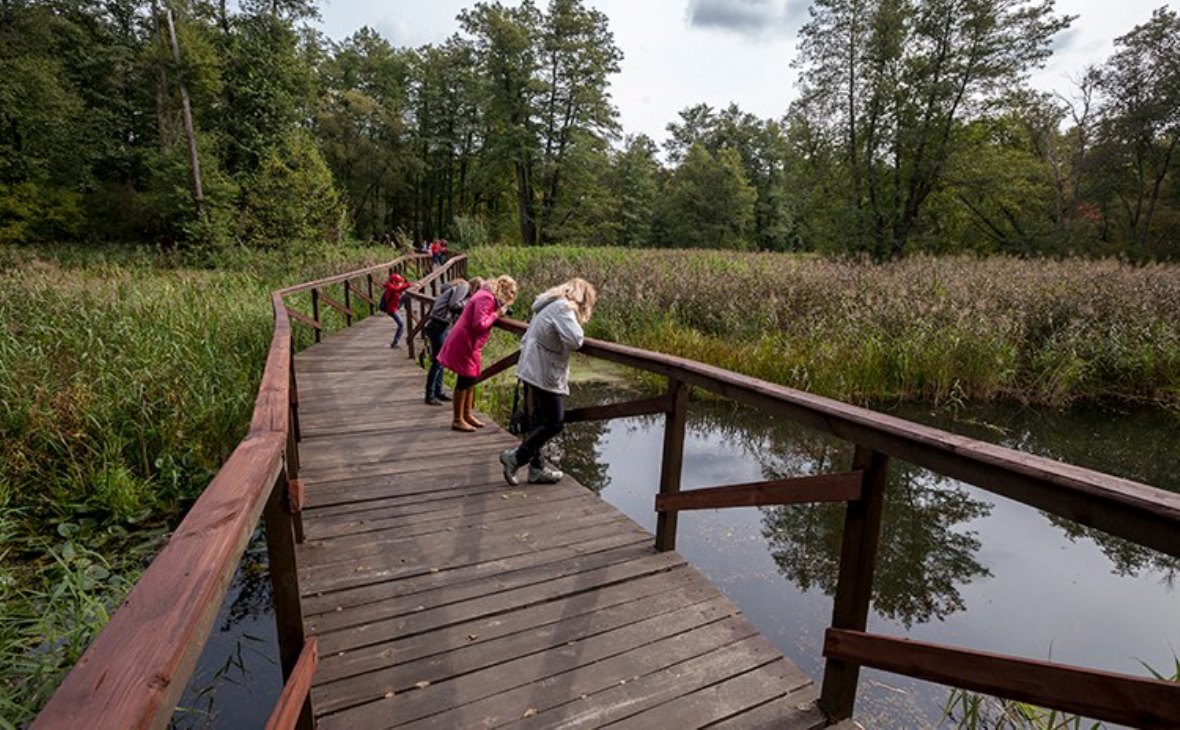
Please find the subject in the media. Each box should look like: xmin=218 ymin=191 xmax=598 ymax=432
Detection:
xmin=794 ymin=0 xmax=1072 ymax=257
xmin=607 ymin=134 xmax=661 ymax=247
xmin=655 ymin=144 xmax=755 ymax=249
xmin=1094 ymin=7 xmax=1180 ymax=249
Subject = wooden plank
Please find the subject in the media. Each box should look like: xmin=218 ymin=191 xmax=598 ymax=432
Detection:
xmin=605 ymin=655 xmax=811 ymax=730
xmin=299 ymin=514 xmax=646 ymax=596
xmin=312 ymin=581 xmax=736 ymax=716
xmin=306 ymin=543 xmax=659 ymax=638
xmin=515 ymin=637 xmax=810 ymax=729
xmin=32 ymin=432 xmax=285 ymax=730
xmin=819 ymin=447 xmax=889 ymax=720
xmin=297 ymin=498 xmax=618 ymax=569
xmin=564 ymin=393 xmax=672 ymax=424
xmin=300 ymin=531 xmax=651 ymax=618
xmin=265 ymin=638 xmax=317 ymax=730
xmin=311 ymin=565 xmax=720 ymax=691
xmin=309 ymin=549 xmax=686 ymax=656
xmin=318 ymin=614 xmax=761 ymax=729
xmin=656 ymin=471 xmax=864 ymax=512
xmin=472 ymin=348 xmax=520 ymax=384
xmin=317 ymin=291 xmax=354 ymax=319
xmin=656 ymin=378 xmax=689 ymax=552
xmin=285 ymin=307 xmax=322 ymax=331
xmin=706 ymin=688 xmax=828 ymax=730
xmin=825 ymin=629 xmax=1180 ymax=728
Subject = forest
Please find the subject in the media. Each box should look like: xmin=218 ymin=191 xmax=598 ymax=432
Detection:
xmin=1 ymin=0 xmax=1178 ymax=260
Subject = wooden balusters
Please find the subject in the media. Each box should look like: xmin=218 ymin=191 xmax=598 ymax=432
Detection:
xmin=263 ymin=468 xmax=313 ymax=730
xmin=310 ymin=289 xmax=321 ymax=343
xmin=818 ymin=445 xmax=890 ymax=721
xmin=655 ymin=378 xmax=690 ymax=552
xmin=343 ymin=281 xmax=352 ymax=326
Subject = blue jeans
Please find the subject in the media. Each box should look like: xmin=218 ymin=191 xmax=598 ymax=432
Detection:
xmin=387 ymin=310 xmax=404 ymax=344
xmin=424 ymin=319 xmax=447 ymax=399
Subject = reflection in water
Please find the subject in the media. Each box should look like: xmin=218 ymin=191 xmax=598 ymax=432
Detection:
xmin=891 ymin=402 xmax=1180 ymax=585
xmin=559 ymin=381 xmax=1179 ymax=725
xmin=688 ymin=404 xmax=994 ymax=628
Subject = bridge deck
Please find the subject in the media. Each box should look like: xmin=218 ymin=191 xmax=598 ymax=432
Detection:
xmin=294 ymin=315 xmax=829 ymax=729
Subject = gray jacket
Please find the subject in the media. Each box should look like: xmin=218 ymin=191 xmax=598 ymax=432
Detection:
xmin=429 ymin=281 xmax=470 ymax=324
xmin=516 ymin=293 xmax=584 ymax=395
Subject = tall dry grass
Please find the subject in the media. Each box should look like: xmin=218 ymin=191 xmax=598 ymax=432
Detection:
xmin=470 ymin=247 xmax=1180 ymax=408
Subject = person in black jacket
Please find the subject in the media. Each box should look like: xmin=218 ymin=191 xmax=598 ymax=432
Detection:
xmin=423 ymin=277 xmax=477 ymax=404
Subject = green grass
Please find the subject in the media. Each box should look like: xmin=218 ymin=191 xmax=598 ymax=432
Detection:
xmin=0 ymin=242 xmax=397 ymax=725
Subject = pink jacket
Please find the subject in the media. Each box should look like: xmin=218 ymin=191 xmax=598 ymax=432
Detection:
xmin=437 ymin=288 xmax=500 ymax=378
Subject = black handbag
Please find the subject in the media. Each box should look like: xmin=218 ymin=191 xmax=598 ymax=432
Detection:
xmin=508 ymin=380 xmax=531 ymax=435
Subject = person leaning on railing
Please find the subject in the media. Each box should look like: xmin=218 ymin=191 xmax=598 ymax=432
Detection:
xmin=500 ymin=278 xmax=597 ymax=486
xmin=422 ymin=276 xmax=480 ymax=405
xmin=437 ymin=275 xmax=518 ymax=432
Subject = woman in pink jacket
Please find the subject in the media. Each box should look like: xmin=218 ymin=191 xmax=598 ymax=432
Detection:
xmin=437 ymin=275 xmax=518 ymax=432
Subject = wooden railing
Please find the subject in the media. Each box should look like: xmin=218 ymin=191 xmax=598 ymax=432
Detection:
xmin=469 ymin=311 xmax=1180 ymax=727
xmin=33 ymin=252 xmax=439 ymax=730
xmin=35 ymin=253 xmax=1180 ymax=728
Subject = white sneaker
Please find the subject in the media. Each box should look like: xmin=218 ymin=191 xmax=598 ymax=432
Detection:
xmin=527 ymin=463 xmax=563 ymax=484
xmin=499 ymin=449 xmax=520 ymax=486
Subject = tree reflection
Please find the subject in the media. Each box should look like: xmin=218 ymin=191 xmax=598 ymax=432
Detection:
xmin=691 ymin=404 xmax=993 ymax=628
xmin=890 ymin=402 xmax=1180 ymax=587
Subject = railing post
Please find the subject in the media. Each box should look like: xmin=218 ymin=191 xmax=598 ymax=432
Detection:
xmin=310 ymin=289 xmax=321 ymax=343
xmin=263 ymin=468 xmax=313 ymax=730
xmin=818 ymin=445 xmax=890 ymax=721
xmin=655 ymin=378 xmax=689 ymax=552
xmin=367 ymin=275 xmax=375 ymax=315
xmin=343 ymin=280 xmax=352 ymax=326
xmin=406 ymin=294 xmax=417 ymax=361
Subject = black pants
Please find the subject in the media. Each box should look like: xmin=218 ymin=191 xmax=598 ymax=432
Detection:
xmin=514 ymin=386 xmax=564 ymax=468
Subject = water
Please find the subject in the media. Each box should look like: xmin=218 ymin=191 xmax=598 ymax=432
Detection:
xmin=175 ymin=383 xmax=1180 ymax=728
xmin=171 ymin=531 xmax=282 ymax=729
xmin=549 ymin=381 xmax=1180 ymax=727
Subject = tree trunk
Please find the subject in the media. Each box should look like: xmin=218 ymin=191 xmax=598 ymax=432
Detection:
xmin=165 ymin=6 xmax=205 ymax=220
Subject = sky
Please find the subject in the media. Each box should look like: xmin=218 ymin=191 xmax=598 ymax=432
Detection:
xmin=313 ymin=0 xmax=1168 ymax=144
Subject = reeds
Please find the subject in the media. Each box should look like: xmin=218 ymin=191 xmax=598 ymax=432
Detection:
xmin=470 ymin=247 xmax=1180 ymax=408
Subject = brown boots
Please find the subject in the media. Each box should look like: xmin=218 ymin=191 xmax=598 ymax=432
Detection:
xmin=450 ymin=389 xmax=486 ymax=432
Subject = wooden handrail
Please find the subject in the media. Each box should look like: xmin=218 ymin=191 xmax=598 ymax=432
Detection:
xmin=655 ymin=472 xmax=864 ymax=512
xmin=487 ymin=320 xmax=1180 ymax=561
xmin=265 ymin=638 xmax=318 ymax=730
xmin=824 ymin=629 xmax=1180 ymax=727
xmin=34 ymin=253 xmax=428 ymax=730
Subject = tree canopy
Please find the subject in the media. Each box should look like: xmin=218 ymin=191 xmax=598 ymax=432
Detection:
xmin=1 ymin=0 xmax=1177 ymax=259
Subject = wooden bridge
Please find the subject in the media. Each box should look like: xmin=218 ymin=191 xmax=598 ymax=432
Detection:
xmin=33 ymin=254 xmax=1180 ymax=729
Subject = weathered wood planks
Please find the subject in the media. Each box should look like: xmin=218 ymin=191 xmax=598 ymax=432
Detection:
xmin=294 ymin=315 xmax=826 ymax=729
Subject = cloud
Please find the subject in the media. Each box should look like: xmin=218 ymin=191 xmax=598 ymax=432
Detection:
xmin=687 ymin=0 xmax=805 ymax=37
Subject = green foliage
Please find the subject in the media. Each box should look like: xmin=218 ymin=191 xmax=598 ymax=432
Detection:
xmin=655 ymin=145 xmax=756 ymax=249
xmin=0 ymin=183 xmax=84 ymax=244
xmin=238 ymin=132 xmax=347 ymax=248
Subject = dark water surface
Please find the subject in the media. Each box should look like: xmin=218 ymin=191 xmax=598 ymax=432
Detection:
xmin=551 ymin=380 xmax=1180 ymax=727
xmin=176 ymin=380 xmax=1179 ymax=728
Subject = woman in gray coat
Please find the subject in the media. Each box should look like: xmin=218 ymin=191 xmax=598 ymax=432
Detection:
xmin=500 ymin=278 xmax=597 ymax=485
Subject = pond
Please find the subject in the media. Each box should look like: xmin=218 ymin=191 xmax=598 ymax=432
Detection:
xmin=175 ymin=370 xmax=1180 ymax=728
xmin=548 ymin=375 xmax=1180 ymax=726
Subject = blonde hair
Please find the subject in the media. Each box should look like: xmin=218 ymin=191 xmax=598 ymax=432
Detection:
xmin=540 ymin=277 xmax=597 ymax=323
xmin=489 ymin=275 xmax=518 ymax=306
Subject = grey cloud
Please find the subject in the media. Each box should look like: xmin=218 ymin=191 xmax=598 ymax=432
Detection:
xmin=1051 ymin=27 xmax=1080 ymax=53
xmin=686 ymin=0 xmax=815 ymax=37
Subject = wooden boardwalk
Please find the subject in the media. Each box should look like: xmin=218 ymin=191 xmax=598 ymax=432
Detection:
xmin=294 ymin=315 xmax=828 ymax=729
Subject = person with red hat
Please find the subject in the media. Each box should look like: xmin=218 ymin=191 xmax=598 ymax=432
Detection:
xmin=380 ymin=272 xmax=413 ymax=348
